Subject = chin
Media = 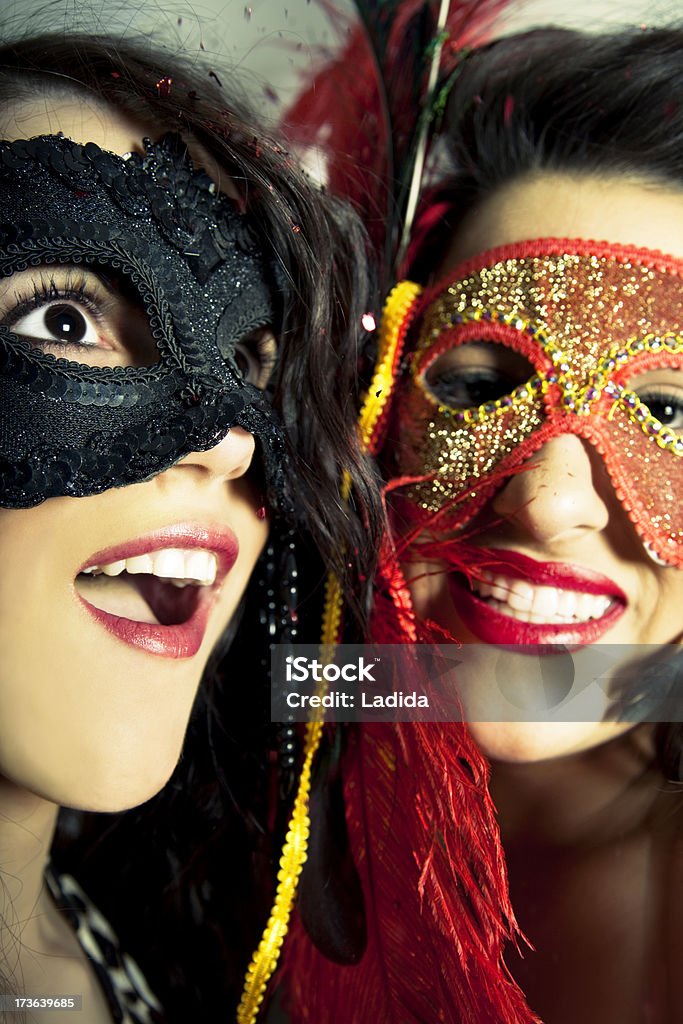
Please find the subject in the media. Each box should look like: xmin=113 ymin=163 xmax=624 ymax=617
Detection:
xmin=77 ymin=776 xmax=176 ymax=814
xmin=55 ymin=757 xmax=181 ymax=813
xmin=79 ymin=731 xmax=188 ymax=812
xmin=468 ymin=720 xmax=633 ymax=763
xmin=9 ymin=724 xmax=188 ymax=812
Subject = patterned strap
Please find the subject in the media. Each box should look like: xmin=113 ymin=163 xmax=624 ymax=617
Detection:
xmin=45 ymin=867 xmax=162 ymax=1024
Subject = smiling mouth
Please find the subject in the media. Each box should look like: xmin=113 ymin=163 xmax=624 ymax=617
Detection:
xmin=76 ymin=549 xmax=218 ymax=626
xmin=471 ymin=570 xmax=614 ymax=625
xmin=446 ymin=550 xmax=627 ymax=648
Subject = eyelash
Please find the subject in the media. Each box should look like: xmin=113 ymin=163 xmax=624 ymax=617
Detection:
xmin=3 ymin=271 xmax=110 ymax=351
xmin=638 ymin=386 xmax=682 ymax=401
xmin=254 ymin=335 xmax=277 ymax=376
xmin=637 ymin=386 xmax=683 ymax=414
xmin=234 ymin=331 xmax=278 ymax=387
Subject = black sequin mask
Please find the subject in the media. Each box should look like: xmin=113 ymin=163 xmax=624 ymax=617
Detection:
xmin=0 ymin=132 xmax=288 ymax=508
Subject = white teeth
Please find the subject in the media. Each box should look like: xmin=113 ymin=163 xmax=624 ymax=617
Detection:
xmin=556 ymin=588 xmax=578 ymax=617
xmin=530 ymin=585 xmax=559 ymax=618
xmin=507 ymin=581 xmax=535 ymax=611
xmin=102 ymin=559 xmax=126 ymax=577
xmin=491 ymin=580 xmax=512 ymax=601
xmin=126 ymin=554 xmax=154 ymax=575
xmin=81 ymin=549 xmax=219 ymax=586
xmin=185 ymin=550 xmax=217 ymax=585
xmin=153 ymin=549 xmax=186 ymax=580
xmin=576 ymin=592 xmax=597 ymax=620
xmin=472 ymin=572 xmax=614 ymax=624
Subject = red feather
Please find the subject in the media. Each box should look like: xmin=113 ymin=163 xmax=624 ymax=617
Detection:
xmin=282 ymin=0 xmax=511 ymax=274
xmin=277 ymin=549 xmax=539 ymax=1023
xmin=279 ymin=720 xmax=538 ymax=1023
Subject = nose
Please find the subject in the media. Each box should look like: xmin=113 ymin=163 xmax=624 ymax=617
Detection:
xmin=171 ymin=426 xmax=256 ymax=484
xmin=492 ymin=434 xmax=610 ymax=545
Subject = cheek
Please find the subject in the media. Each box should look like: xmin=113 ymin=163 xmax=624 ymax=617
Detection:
xmin=223 ymin=477 xmax=269 ymax=576
xmin=0 ymin=504 xmax=220 ymax=812
xmin=401 ymin=553 xmax=465 ymax=641
xmin=403 ymin=558 xmax=448 ymax=618
xmin=645 ymin=567 xmax=683 ymax=643
xmin=0 ymin=609 xmax=205 ymax=811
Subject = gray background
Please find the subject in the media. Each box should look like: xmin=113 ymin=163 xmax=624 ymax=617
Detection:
xmin=1 ymin=0 xmax=681 ymax=124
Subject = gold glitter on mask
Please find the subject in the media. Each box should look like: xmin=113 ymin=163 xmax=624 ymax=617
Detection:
xmin=393 ymin=242 xmax=683 ymax=567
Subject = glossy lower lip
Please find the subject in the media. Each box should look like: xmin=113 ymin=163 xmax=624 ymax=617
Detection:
xmin=448 ymin=549 xmax=627 ymax=649
xmin=78 ymin=595 xmax=214 ymax=658
xmin=76 ymin=598 xmax=214 ymax=659
xmin=75 ymin=524 xmax=239 ymax=659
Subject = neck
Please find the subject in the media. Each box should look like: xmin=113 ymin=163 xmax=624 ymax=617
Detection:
xmin=490 ymin=725 xmax=659 ymax=849
xmin=0 ymin=777 xmax=59 ymax=957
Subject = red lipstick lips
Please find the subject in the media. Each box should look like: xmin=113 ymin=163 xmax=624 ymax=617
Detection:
xmin=75 ymin=524 xmax=239 ymax=658
xmin=449 ymin=547 xmax=626 ymax=649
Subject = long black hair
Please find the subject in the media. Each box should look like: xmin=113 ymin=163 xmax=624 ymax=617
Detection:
xmin=409 ymin=25 xmax=683 ymax=783
xmin=0 ymin=31 xmax=382 ymax=1020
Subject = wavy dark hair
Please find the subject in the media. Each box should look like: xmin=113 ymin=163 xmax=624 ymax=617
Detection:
xmin=408 ymin=24 xmax=683 ymax=783
xmin=0 ymin=31 xmax=382 ymax=1021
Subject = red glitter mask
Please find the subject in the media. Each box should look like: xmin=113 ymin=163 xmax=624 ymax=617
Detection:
xmin=392 ymin=239 xmax=683 ymax=567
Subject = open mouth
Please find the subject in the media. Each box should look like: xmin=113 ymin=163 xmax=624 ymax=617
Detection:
xmin=73 ymin=528 xmax=238 ymax=658
xmin=76 ymin=550 xmax=218 ymax=626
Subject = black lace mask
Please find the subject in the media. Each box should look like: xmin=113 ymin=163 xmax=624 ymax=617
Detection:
xmin=0 ymin=132 xmax=289 ymax=508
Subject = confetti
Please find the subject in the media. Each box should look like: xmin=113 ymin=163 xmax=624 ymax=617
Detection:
xmin=156 ymin=76 xmax=173 ymax=98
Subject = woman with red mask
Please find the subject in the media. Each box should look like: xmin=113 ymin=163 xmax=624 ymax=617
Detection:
xmin=265 ymin=23 xmax=683 ymax=1024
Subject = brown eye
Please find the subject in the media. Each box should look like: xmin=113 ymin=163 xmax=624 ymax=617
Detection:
xmin=428 ymin=366 xmax=513 ymax=407
xmin=233 ymin=330 xmax=277 ymax=389
xmin=234 ymin=342 xmax=260 ymax=382
xmin=424 ymin=341 xmax=534 ymax=408
xmin=636 ymin=389 xmax=683 ymax=429
xmin=13 ymin=300 xmax=97 ymax=347
xmin=630 ymin=369 xmax=683 ymax=431
xmin=0 ymin=267 xmax=159 ymax=368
